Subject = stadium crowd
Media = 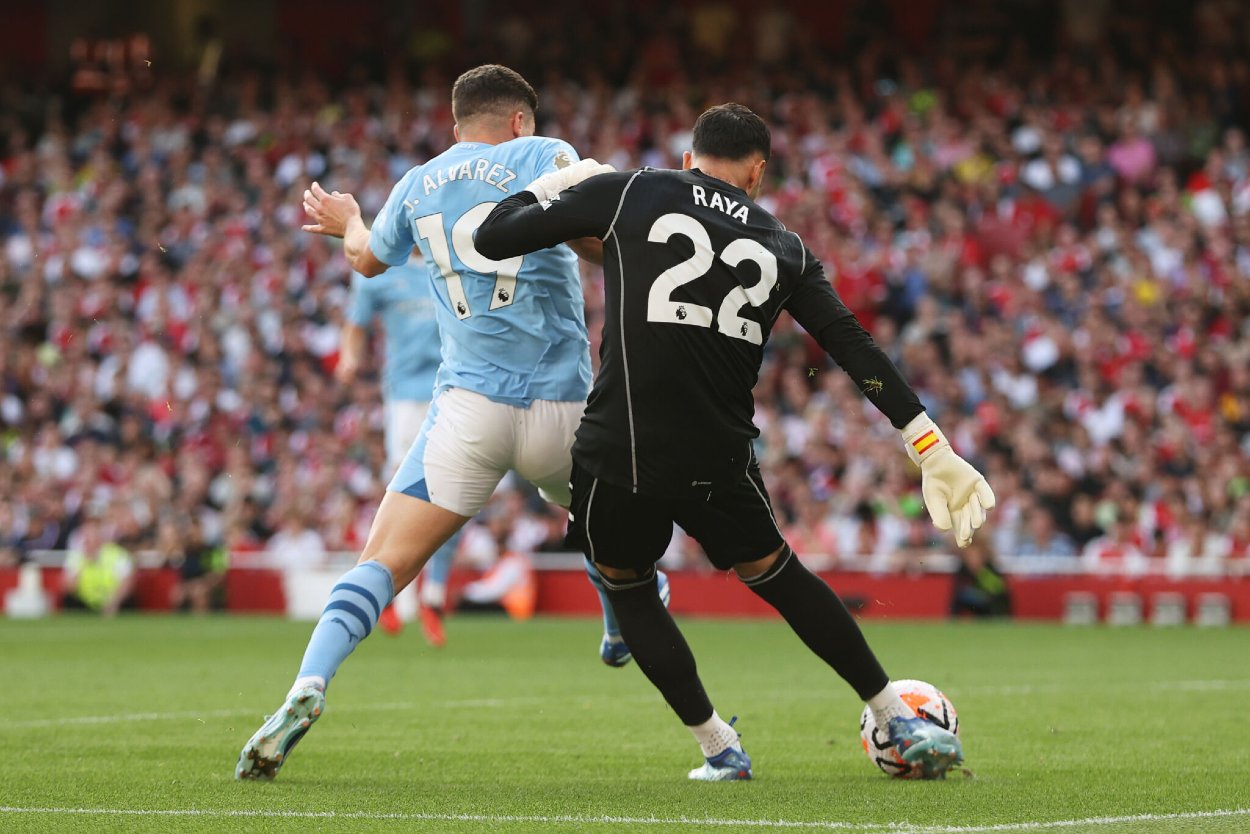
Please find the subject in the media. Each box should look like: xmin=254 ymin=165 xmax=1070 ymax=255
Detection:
xmin=2 ymin=1 xmax=1249 ymax=586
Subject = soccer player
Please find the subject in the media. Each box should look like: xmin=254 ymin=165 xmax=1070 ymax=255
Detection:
xmin=236 ymin=65 xmax=666 ymax=780
xmin=338 ymin=261 xmax=461 ymax=646
xmin=476 ymin=103 xmax=995 ymax=781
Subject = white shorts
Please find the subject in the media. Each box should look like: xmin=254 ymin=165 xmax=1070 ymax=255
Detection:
xmin=385 ymin=399 xmax=430 ymax=476
xmin=387 ymin=387 xmax=585 ymax=517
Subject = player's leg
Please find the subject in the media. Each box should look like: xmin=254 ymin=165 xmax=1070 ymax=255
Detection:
xmin=386 ymin=399 xmax=471 ymax=644
xmin=518 ymin=399 xmax=671 ymax=667
xmin=567 ymin=463 xmax=750 ymax=780
xmin=236 ymin=391 xmax=507 ymax=780
xmin=417 ymin=529 xmax=462 ymax=647
xmin=378 ymin=399 xmax=429 ymax=635
xmin=235 ymin=492 xmax=467 ymax=780
xmin=303 ymin=493 xmax=466 ymax=685
xmin=582 ymin=555 xmax=631 ymax=665
xmin=595 ymin=561 xmax=672 ymax=666
xmin=681 ymin=460 xmax=963 ymax=779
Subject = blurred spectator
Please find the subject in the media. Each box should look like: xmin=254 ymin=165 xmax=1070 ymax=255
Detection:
xmin=0 ymin=501 xmax=21 ymax=567
xmin=1015 ymin=507 xmax=1078 ymax=560
xmin=838 ymin=501 xmax=907 ymax=569
xmin=60 ymin=516 xmax=135 ymax=616
xmin=950 ymin=539 xmax=1012 ymax=618
xmin=159 ymin=517 xmax=229 ymax=613
xmin=456 ymin=552 xmax=536 ymax=620
xmin=1065 ymin=496 xmax=1105 ymax=550
xmin=783 ymin=489 xmax=839 ymax=570
xmin=266 ymin=509 xmax=326 ymax=570
xmin=1082 ymin=516 xmax=1149 ymax=576
xmin=1164 ymin=512 xmax=1229 ymax=578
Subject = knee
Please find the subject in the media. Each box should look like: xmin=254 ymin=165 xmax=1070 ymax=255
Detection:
xmin=733 ymin=544 xmax=788 ymax=582
xmin=591 ymin=561 xmax=657 ymax=597
xmin=594 ymin=562 xmax=642 ymax=583
xmin=737 ymin=543 xmax=801 ymax=594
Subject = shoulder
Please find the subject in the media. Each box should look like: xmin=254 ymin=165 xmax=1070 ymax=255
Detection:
xmin=520 ymin=135 xmax=578 ymax=155
xmin=639 ymin=166 xmax=688 ymax=183
xmin=604 ymin=167 xmax=681 ymax=199
xmin=791 ymin=237 xmax=818 ymax=273
xmin=594 ymin=169 xmax=649 ymax=190
xmin=393 ymin=161 xmax=428 ymax=191
xmin=570 ymin=170 xmax=649 ymax=226
xmin=503 ymin=135 xmax=578 ymax=165
xmin=379 ymin=165 xmax=427 ymax=219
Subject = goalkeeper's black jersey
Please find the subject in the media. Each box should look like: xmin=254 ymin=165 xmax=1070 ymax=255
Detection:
xmin=477 ymin=167 xmax=924 ymax=499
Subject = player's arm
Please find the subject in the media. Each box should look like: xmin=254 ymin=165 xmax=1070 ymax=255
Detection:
xmin=336 ymin=323 xmax=367 ymax=383
xmin=785 ymin=264 xmax=923 ymax=428
xmin=475 ymin=165 xmax=628 ymax=259
xmin=785 ymin=257 xmax=995 ymax=547
xmin=305 ymin=171 xmax=422 ymax=278
xmin=343 ymin=217 xmax=390 ymax=278
xmin=338 ymin=274 xmax=376 ymax=382
xmin=302 ymin=182 xmax=390 ymax=277
xmin=524 ymin=142 xmax=609 ymax=265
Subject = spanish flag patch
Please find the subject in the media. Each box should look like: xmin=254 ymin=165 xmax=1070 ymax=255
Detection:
xmin=912 ymin=430 xmax=939 ymax=455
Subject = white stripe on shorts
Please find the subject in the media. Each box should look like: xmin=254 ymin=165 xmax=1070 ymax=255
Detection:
xmin=583 ymin=477 xmax=600 ymax=563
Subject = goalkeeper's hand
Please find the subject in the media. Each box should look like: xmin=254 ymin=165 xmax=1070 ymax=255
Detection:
xmin=525 ymin=159 xmax=615 ymax=203
xmin=901 ymin=413 xmax=995 ymax=548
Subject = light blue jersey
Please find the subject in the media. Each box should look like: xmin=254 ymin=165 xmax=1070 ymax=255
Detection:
xmin=369 ymin=136 xmax=592 ymax=407
xmin=347 ymin=261 xmax=440 ymax=403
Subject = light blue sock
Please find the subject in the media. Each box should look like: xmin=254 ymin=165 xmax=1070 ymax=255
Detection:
xmin=296 ymin=560 xmax=394 ymax=688
xmin=419 ymin=529 xmax=462 ymax=610
xmin=584 ymin=557 xmax=621 ymax=639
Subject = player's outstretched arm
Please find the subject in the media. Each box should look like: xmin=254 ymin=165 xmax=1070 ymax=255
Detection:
xmin=785 ymin=259 xmax=994 ymax=547
xmin=476 ymin=163 xmax=627 ymax=259
xmin=302 ymin=181 xmax=389 ymax=277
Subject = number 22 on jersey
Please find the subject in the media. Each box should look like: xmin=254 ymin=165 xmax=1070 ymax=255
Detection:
xmin=645 ymin=213 xmax=777 ymax=345
xmin=415 ymin=202 xmax=524 ymax=320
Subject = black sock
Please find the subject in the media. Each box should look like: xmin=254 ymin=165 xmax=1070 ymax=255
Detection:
xmin=598 ymin=566 xmax=714 ymax=726
xmin=742 ymin=545 xmax=889 ymax=700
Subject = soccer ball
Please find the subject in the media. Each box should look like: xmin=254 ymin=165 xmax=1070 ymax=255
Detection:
xmin=858 ymin=679 xmax=959 ymax=778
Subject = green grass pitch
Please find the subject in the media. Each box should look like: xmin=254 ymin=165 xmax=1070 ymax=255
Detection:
xmin=0 ymin=613 xmax=1246 ymax=833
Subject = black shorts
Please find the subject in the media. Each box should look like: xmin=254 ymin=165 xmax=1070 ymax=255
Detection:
xmin=566 ymin=458 xmax=785 ymax=572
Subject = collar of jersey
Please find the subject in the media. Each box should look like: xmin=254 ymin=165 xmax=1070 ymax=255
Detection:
xmin=690 ymin=168 xmax=749 ymax=197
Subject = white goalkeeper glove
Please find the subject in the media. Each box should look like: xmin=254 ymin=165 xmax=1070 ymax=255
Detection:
xmin=525 ymin=158 xmax=615 ymax=203
xmin=901 ymin=412 xmax=996 ymax=548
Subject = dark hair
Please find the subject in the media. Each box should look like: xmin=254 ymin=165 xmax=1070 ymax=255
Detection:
xmin=451 ymin=64 xmax=538 ymax=124
xmin=692 ymin=103 xmax=771 ymax=161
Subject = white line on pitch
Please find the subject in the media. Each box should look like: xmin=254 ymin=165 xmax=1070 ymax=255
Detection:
xmin=955 ymin=678 xmax=1250 ymax=697
xmin=3 ymin=679 xmax=1245 ymax=731
xmin=0 ymin=694 xmax=661 ymax=730
xmin=0 ymin=806 xmax=1247 ymax=832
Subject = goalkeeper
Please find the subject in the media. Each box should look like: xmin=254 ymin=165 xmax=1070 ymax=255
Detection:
xmin=477 ymin=103 xmax=994 ymax=780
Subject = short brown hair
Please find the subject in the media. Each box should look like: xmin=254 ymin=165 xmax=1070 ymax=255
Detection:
xmin=451 ymin=64 xmax=538 ymax=124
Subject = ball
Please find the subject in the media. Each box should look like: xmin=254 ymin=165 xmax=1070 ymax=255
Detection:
xmin=858 ymin=679 xmax=959 ymax=778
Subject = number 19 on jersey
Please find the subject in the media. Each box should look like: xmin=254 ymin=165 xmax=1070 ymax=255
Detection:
xmin=416 ymin=201 xmax=525 ymax=319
